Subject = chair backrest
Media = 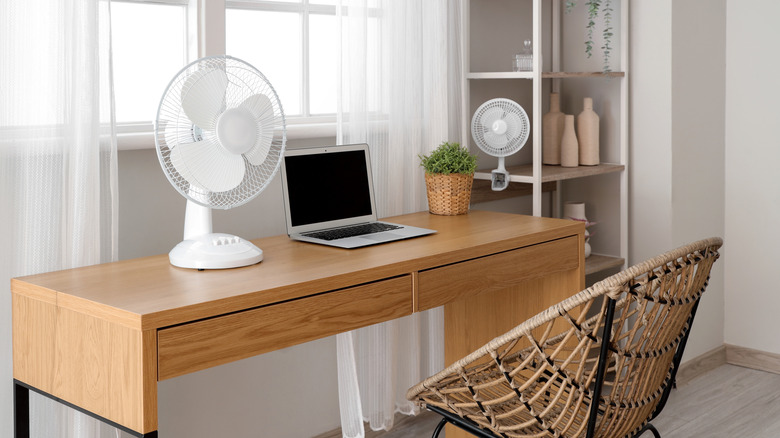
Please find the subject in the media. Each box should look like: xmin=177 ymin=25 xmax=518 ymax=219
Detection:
xmin=406 ymin=238 xmax=722 ymax=438
xmin=590 ymin=238 xmax=721 ymax=437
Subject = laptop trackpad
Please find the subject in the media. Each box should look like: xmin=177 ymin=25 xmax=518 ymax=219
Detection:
xmin=361 ymin=233 xmax=402 ymax=242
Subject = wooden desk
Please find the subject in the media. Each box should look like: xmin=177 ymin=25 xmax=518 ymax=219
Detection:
xmin=12 ymin=211 xmax=584 ymax=438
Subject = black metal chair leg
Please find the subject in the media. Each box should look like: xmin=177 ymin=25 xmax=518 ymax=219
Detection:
xmin=14 ymin=381 xmax=30 ymax=438
xmin=634 ymin=423 xmax=661 ymax=438
xmin=432 ymin=417 xmax=447 ymax=438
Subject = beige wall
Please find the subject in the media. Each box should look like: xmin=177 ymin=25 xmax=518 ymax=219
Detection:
xmin=670 ymin=0 xmax=727 ymax=360
xmin=629 ymin=0 xmax=674 ymax=261
xmin=724 ymin=0 xmax=780 ymax=354
xmin=630 ymin=0 xmax=727 ymax=361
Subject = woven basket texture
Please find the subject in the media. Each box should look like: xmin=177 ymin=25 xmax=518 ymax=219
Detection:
xmin=407 ymin=237 xmax=723 ymax=438
xmin=425 ymin=173 xmax=474 ymax=216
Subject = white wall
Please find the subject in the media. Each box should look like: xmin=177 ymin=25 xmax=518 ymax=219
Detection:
xmin=671 ymin=0 xmax=727 ymax=359
xmin=630 ymin=0 xmax=727 ymax=361
xmin=724 ymin=0 xmax=780 ymax=354
xmin=629 ymin=0 xmax=674 ymax=261
xmin=118 ymin=139 xmax=343 ymax=437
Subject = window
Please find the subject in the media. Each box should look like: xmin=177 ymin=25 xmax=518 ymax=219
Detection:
xmin=110 ymin=0 xmax=340 ymax=149
xmin=226 ymin=1 xmax=338 ymax=119
xmin=111 ymin=1 xmax=188 ymax=125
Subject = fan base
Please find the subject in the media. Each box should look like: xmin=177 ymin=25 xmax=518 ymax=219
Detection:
xmin=169 ymin=233 xmax=264 ymax=270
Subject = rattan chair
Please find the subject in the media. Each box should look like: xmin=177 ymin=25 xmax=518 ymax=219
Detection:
xmin=407 ymin=238 xmax=722 ymax=438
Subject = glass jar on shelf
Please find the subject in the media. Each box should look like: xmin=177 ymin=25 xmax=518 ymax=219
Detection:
xmin=513 ymin=40 xmax=533 ymax=72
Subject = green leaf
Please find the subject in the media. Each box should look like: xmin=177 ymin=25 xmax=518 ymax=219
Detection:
xmin=419 ymin=142 xmax=478 ymax=175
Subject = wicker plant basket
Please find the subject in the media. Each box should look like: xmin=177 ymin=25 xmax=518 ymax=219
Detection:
xmin=425 ymin=172 xmax=474 ymax=215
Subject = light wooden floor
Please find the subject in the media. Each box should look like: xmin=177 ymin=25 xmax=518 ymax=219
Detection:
xmin=319 ymin=365 xmax=780 ymax=437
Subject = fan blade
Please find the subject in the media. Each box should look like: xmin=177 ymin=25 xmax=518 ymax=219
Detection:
xmin=181 ymin=68 xmax=228 ymax=130
xmin=503 ymin=112 xmax=523 ymax=140
xmin=163 ymin=119 xmax=200 ymax=148
xmin=244 ymin=123 xmax=272 ymax=166
xmin=240 ymin=94 xmax=274 ymax=166
xmin=158 ymin=119 xmax=180 ymax=148
xmin=241 ymin=93 xmax=274 ymax=120
xmin=483 ymin=130 xmax=509 ymax=149
xmin=170 ymin=139 xmax=246 ymax=193
xmin=480 ymin=107 xmax=505 ymax=132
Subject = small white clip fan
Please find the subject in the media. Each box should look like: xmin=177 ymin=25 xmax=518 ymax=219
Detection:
xmin=154 ymin=55 xmax=286 ymax=269
xmin=471 ymin=98 xmax=530 ymax=191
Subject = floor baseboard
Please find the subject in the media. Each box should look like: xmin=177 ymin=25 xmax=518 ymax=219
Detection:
xmin=725 ymin=343 xmax=780 ymax=375
xmin=677 ymin=344 xmax=780 ymax=386
xmin=676 ymin=345 xmax=727 ymax=386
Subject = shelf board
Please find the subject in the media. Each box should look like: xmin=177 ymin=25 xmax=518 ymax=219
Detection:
xmin=585 ymin=254 xmax=626 ymax=276
xmin=542 ymin=71 xmax=626 ymax=79
xmin=466 ymin=71 xmax=625 ymax=80
xmin=467 ymin=72 xmax=534 ymax=79
xmin=471 ymin=179 xmax=556 ymax=204
xmin=474 ymin=163 xmax=624 ymax=184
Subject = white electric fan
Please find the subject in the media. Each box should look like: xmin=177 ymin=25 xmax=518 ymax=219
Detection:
xmin=471 ymin=98 xmax=530 ymax=191
xmin=154 ymin=55 xmax=286 ymax=269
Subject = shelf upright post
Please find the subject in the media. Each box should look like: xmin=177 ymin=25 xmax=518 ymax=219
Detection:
xmin=532 ymin=0 xmax=543 ymax=216
xmin=551 ymin=0 xmax=562 ymax=219
xmin=461 ymin=0 xmax=471 ymax=148
xmin=620 ymin=0 xmax=629 ymax=267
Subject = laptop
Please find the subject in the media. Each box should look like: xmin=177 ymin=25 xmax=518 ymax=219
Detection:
xmin=280 ymin=144 xmax=436 ymax=249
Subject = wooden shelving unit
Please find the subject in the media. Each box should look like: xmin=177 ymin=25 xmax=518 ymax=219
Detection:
xmin=464 ymin=0 xmax=629 ymax=278
xmin=584 ymin=254 xmax=626 ymax=276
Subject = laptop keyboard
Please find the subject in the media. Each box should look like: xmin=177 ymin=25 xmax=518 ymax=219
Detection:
xmin=303 ymin=222 xmax=402 ymax=241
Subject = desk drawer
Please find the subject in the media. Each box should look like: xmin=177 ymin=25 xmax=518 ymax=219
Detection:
xmin=158 ymin=275 xmax=412 ymax=380
xmin=417 ymin=236 xmax=580 ymax=311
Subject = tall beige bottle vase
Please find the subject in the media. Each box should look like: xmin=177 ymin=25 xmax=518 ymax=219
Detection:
xmin=577 ymin=97 xmax=600 ymax=165
xmin=560 ymin=115 xmax=579 ymax=168
xmin=542 ymin=92 xmax=565 ymax=165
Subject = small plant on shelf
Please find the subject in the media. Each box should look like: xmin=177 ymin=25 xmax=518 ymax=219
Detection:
xmin=419 ymin=142 xmax=478 ymax=216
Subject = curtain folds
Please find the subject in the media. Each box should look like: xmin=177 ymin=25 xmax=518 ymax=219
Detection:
xmin=335 ymin=0 xmax=463 ymax=436
xmin=1 ymin=0 xmax=120 ymax=437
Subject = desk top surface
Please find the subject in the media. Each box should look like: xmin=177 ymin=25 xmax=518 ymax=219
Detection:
xmin=12 ymin=211 xmax=582 ymax=330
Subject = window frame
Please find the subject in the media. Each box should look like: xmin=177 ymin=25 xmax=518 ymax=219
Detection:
xmin=116 ymin=0 xmax=338 ymax=151
xmin=112 ymin=0 xmax=192 ymax=150
xmin=225 ymin=1 xmax=339 ymax=136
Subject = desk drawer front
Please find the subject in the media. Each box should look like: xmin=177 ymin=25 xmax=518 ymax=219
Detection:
xmin=157 ymin=275 xmax=412 ymax=380
xmin=417 ymin=236 xmax=580 ymax=311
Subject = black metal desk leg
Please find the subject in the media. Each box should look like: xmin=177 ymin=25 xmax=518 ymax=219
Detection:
xmin=14 ymin=381 xmax=30 ymax=438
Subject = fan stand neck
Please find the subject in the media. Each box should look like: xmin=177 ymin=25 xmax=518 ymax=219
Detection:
xmin=496 ymin=156 xmax=507 ymax=173
xmin=184 ymin=200 xmax=213 ymax=240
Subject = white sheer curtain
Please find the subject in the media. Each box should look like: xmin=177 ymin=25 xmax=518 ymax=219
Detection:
xmin=335 ymin=0 xmax=463 ymax=436
xmin=1 ymin=0 xmax=122 ymax=437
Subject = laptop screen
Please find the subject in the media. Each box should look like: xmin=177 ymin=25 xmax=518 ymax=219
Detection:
xmin=284 ymin=148 xmax=374 ymax=227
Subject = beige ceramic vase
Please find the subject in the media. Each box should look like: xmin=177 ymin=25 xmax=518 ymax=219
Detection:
xmin=560 ymin=115 xmax=579 ymax=168
xmin=542 ymin=93 xmax=565 ymax=165
xmin=577 ymin=97 xmax=600 ymax=166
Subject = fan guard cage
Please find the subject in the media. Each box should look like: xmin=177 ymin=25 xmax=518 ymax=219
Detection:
xmin=155 ymin=55 xmax=286 ymax=210
xmin=471 ymin=98 xmax=530 ymax=157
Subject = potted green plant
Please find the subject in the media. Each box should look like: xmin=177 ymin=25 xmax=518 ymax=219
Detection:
xmin=419 ymin=141 xmax=478 ymax=215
